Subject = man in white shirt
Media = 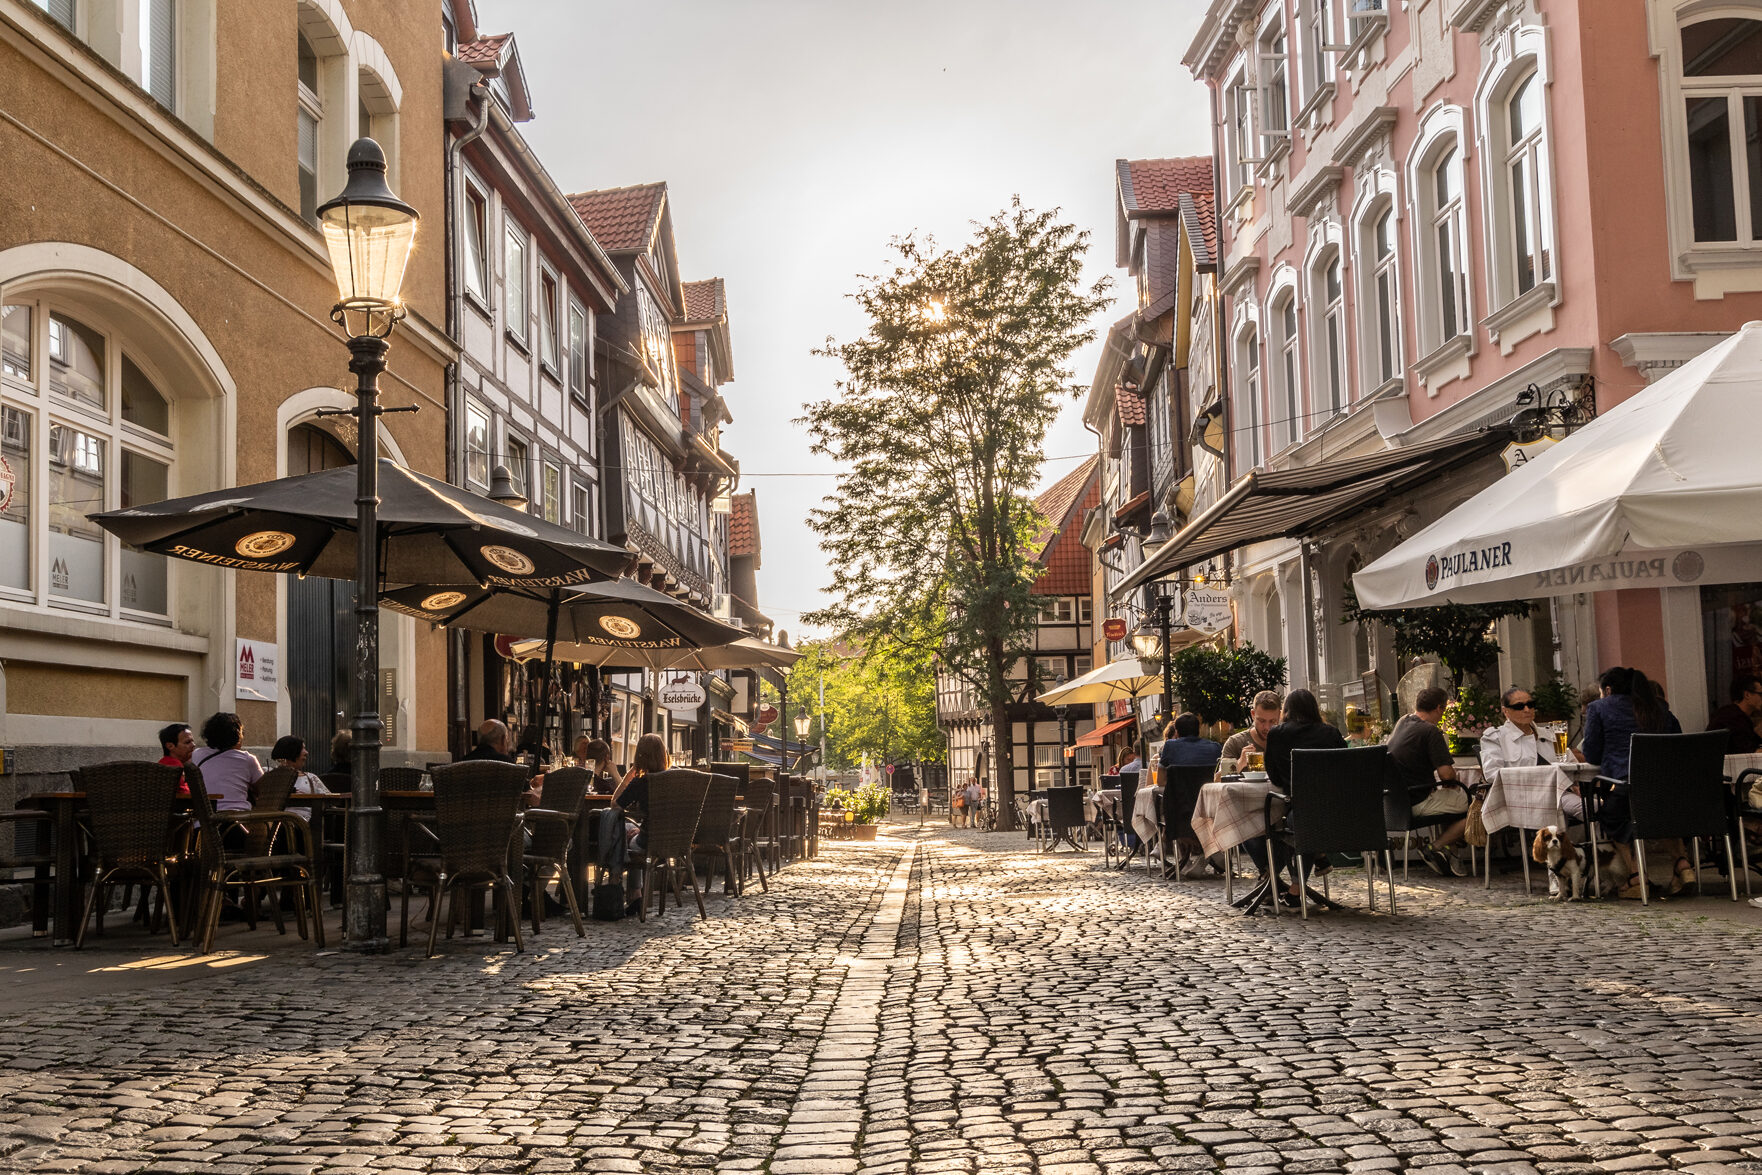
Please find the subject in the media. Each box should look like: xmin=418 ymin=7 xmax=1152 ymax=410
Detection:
xmin=1480 ymin=686 xmax=1586 ymax=818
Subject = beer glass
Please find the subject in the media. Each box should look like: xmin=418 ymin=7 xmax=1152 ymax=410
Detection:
xmin=1247 ymin=750 xmax=1265 ymax=773
xmin=1554 ymin=729 xmax=1570 ymax=757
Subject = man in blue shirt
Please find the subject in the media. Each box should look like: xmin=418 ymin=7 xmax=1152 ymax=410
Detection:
xmin=1159 ymin=712 xmax=1222 ymax=771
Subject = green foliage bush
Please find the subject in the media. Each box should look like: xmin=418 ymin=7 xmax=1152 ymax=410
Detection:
xmin=823 ymin=781 xmax=891 ymax=824
xmin=1166 ymin=643 xmax=1288 ymax=727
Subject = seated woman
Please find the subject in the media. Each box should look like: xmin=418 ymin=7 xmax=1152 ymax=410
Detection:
xmin=270 ymin=736 xmax=332 ymax=794
xmin=574 ymin=736 xmax=617 ymax=794
xmin=1248 ymin=689 xmax=1346 ymax=906
xmin=605 ymin=733 xmax=667 ymax=913
xmin=1583 ymin=666 xmax=1686 ymax=898
xmin=192 ymin=712 xmax=263 ymax=813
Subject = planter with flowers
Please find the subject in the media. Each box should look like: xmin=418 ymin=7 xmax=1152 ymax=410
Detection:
xmin=1440 ymin=683 xmax=1502 ymax=757
xmin=822 ymin=781 xmax=890 ymax=841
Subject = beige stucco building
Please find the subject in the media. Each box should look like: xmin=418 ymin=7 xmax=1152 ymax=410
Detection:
xmin=0 ymin=0 xmax=454 ymax=795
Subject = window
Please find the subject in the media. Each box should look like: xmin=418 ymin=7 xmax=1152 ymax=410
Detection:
xmin=1 ymin=302 xmax=174 ymax=614
xmin=142 ymin=0 xmax=177 ymax=109
xmin=1311 ymin=251 xmax=1346 ymax=419
xmin=1298 ymin=0 xmax=1336 ymax=107
xmin=296 ymin=29 xmax=322 ymax=225
xmin=1036 ymin=597 xmax=1073 ymax=623
xmin=636 ymin=286 xmax=676 ymax=402
xmin=355 ymin=68 xmax=399 ymax=187
xmin=1429 ymin=147 xmax=1471 ymax=345
xmin=539 ymin=270 xmax=560 ymax=372
xmin=1272 ymin=290 xmax=1300 ymax=450
xmin=464 ymin=401 xmax=490 ymax=489
xmin=1077 ymin=597 xmax=1093 ymax=625
xmin=504 ymin=224 xmax=527 ymax=340
xmin=1226 ymin=70 xmax=1256 ymax=197
xmin=1366 ymin=206 xmax=1401 ymax=385
xmin=1236 ymin=327 xmax=1262 ymax=471
xmin=1505 ymin=72 xmax=1552 ymax=293
xmin=1258 ymin=17 xmax=1291 ymax=144
xmin=462 ymin=184 xmax=488 ymax=303
xmin=1680 ymin=18 xmax=1762 ymax=244
xmin=541 ymin=459 xmax=561 ymax=524
xmin=567 ymin=300 xmax=590 ymax=406
xmin=33 ymin=0 xmax=74 ymax=31
xmin=505 ymin=435 xmax=528 ymax=502
xmin=570 ymin=478 xmax=591 ymax=536
xmin=1075 ymin=655 xmax=1092 ymax=677
xmin=1034 ymin=656 xmax=1065 ymax=687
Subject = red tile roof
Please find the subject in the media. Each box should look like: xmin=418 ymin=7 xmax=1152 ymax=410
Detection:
xmin=1118 ymin=157 xmax=1212 ymax=217
xmin=1033 ymin=461 xmax=1101 ymax=595
xmin=1183 ymin=190 xmax=1217 ymax=268
xmin=1116 ymin=388 xmax=1147 ymax=427
xmin=682 ymin=278 xmax=724 ymax=324
xmin=1030 ymin=456 xmax=1099 ymax=560
xmin=455 ymin=32 xmax=509 ymax=65
xmin=567 ymin=183 xmax=666 ymax=254
xmin=729 ymin=490 xmax=759 ymax=559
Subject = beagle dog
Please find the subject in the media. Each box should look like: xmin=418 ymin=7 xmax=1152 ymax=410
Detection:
xmin=1532 ymin=825 xmax=1588 ymax=901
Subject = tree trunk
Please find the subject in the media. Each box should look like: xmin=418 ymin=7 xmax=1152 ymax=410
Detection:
xmin=988 ymin=640 xmax=1018 ymax=832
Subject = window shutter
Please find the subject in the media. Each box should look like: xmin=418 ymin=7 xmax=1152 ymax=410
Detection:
xmin=147 ymin=0 xmax=177 ymax=108
xmin=46 ymin=0 xmax=75 ymax=31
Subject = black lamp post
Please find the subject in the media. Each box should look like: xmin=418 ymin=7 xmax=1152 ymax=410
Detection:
xmin=1128 ymin=510 xmax=1176 ymax=761
xmin=1055 ymin=674 xmax=1074 ymax=790
xmin=315 ymin=137 xmax=419 ymax=952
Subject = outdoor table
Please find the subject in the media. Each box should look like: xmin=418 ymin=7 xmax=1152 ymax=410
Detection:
xmin=285 ymin=791 xmax=351 ymax=907
xmin=1193 ymin=777 xmax=1277 ymax=909
xmin=1726 ymin=753 xmax=1762 ymax=786
xmin=19 ymin=792 xmax=84 ymax=946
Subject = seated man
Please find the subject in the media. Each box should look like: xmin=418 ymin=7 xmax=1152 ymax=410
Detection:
xmin=155 ymin=721 xmax=195 ymax=799
xmin=463 ymin=720 xmax=516 ymax=763
xmin=1388 ymin=687 xmax=1469 ymax=876
xmin=1160 ymin=712 xmax=1222 ymax=771
xmin=1218 ymin=691 xmax=1281 ymax=778
xmin=1708 ymin=675 xmax=1762 ymax=756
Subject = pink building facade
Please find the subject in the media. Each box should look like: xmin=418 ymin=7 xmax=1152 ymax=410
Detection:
xmin=1179 ymin=0 xmax=1762 ymax=725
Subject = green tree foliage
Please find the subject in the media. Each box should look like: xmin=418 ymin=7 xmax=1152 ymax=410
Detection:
xmin=776 ymin=637 xmax=943 ymax=770
xmin=801 ymin=202 xmax=1110 ymax=827
xmin=1340 ymin=582 xmax=1531 ymax=682
xmin=1166 ymin=643 xmax=1288 ymax=727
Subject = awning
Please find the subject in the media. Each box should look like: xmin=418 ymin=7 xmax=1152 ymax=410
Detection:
xmin=1075 ymin=715 xmax=1138 ymax=747
xmin=1115 ymin=429 xmax=1512 ymax=595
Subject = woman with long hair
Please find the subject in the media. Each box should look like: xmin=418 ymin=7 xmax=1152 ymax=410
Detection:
xmin=1252 ymin=689 xmax=1347 ymax=906
xmin=575 ymin=736 xmax=616 ymax=794
xmin=1584 ymin=665 xmax=1686 ymax=896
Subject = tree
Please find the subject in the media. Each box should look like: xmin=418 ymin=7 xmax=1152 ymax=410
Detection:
xmin=1166 ymin=643 xmax=1288 ymax=728
xmin=772 ymin=637 xmax=944 ymax=770
xmin=802 ymin=202 xmax=1110 ymax=830
xmin=1340 ymin=582 xmax=1531 ymax=683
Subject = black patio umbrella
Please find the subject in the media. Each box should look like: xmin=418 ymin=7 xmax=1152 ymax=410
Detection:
xmin=91 ymin=458 xmax=632 ymax=588
xmin=381 ymin=577 xmax=749 ymax=737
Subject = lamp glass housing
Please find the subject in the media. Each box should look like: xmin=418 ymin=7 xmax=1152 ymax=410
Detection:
xmin=1131 ymin=629 xmax=1163 ymax=661
xmin=316 ymin=138 xmax=419 ymax=313
xmin=794 ymin=712 xmax=812 ymax=738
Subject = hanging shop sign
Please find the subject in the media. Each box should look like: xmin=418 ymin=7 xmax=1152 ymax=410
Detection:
xmin=1183 ymin=588 xmax=1234 ymax=632
xmin=1101 ymin=617 xmax=1128 ymax=642
xmin=659 ymin=679 xmax=707 ymax=713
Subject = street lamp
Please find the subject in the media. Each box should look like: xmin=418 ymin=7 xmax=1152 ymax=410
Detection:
xmin=1054 ymin=674 xmax=1075 ymax=790
xmin=316 ymin=137 xmax=419 ymax=952
xmin=794 ymin=709 xmax=812 ymax=741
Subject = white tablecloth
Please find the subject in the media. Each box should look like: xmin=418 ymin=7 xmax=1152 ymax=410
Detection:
xmin=1192 ymin=779 xmax=1276 ymax=857
xmin=1479 ymin=764 xmax=1575 ymax=834
xmin=1727 ymin=753 xmax=1762 ymax=787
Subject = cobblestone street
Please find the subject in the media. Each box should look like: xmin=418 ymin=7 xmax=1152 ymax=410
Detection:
xmin=3 ymin=823 xmax=1762 ymax=1175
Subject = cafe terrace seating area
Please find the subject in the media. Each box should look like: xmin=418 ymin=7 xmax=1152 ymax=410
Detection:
xmin=1017 ymin=733 xmax=1762 ymax=921
xmin=0 ymin=759 xmax=821 ymax=957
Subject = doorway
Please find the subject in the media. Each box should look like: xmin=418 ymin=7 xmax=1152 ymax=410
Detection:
xmin=285 ymin=424 xmax=356 ymax=772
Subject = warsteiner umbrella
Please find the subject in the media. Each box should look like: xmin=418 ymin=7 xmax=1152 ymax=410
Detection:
xmin=92 ymin=458 xmax=632 ymax=588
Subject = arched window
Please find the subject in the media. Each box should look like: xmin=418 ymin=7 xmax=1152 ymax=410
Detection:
xmin=1235 ymin=326 xmax=1263 ymax=471
xmin=1363 ymin=204 xmax=1402 ymax=387
xmin=1505 ymin=72 xmax=1552 ymax=293
xmin=0 ymin=300 xmax=175 ymax=615
xmin=1680 ymin=16 xmax=1762 ymax=243
xmin=1309 ymin=248 xmax=1346 ymax=421
xmin=357 ymin=66 xmax=400 ymax=188
xmin=1430 ymin=148 xmax=1470 ymax=341
xmin=1271 ymin=289 xmax=1301 ymax=451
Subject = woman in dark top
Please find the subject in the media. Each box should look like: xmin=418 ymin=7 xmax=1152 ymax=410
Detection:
xmin=610 ymin=733 xmax=667 ymax=913
xmin=1584 ymin=666 xmax=1687 ymax=897
xmin=1245 ymin=689 xmax=1346 ymax=905
xmin=574 ymin=736 xmax=617 ymax=794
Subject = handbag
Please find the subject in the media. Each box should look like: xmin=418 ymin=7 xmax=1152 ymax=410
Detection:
xmin=1464 ymin=794 xmax=1489 ymax=848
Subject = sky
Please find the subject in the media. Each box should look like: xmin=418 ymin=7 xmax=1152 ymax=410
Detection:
xmin=479 ymin=0 xmax=1215 ymax=637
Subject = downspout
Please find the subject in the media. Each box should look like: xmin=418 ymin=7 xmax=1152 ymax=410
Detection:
xmin=443 ymin=76 xmax=490 ymax=755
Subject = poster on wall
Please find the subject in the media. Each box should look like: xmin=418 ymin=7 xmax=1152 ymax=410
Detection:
xmin=235 ymin=638 xmax=280 ymax=703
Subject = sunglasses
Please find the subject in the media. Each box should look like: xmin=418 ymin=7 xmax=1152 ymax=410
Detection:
xmin=1506 ymin=701 xmax=1536 ymax=710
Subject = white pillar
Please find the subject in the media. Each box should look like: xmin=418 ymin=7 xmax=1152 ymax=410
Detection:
xmin=1661 ymin=586 xmax=1708 ymax=727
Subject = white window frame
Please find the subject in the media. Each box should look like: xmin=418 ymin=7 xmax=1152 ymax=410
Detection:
xmin=1224 ymin=61 xmax=1258 ymax=201
xmin=538 ymin=265 xmax=561 ymax=375
xmin=1266 ymin=267 xmax=1302 ymax=453
xmin=1407 ymin=105 xmax=1476 ymax=360
xmin=541 ymin=456 xmax=561 ymax=524
xmin=461 ymin=179 xmax=489 ymax=307
xmin=503 ymin=222 xmax=528 ymax=345
xmin=1233 ymin=316 xmax=1263 ymax=473
xmin=1305 ymin=228 xmax=1349 ymax=423
xmin=567 ymin=297 xmax=591 ymax=410
xmin=504 ymin=432 xmax=530 ymax=504
xmin=1295 ymin=0 xmax=1338 ymax=118
xmin=1351 ymin=172 xmax=1404 ymax=395
xmin=1473 ymin=25 xmax=1559 ymax=315
xmin=296 ymin=30 xmax=323 ymax=226
xmin=1503 ymin=71 xmax=1552 ymax=296
xmin=1649 ymin=1 xmax=1762 ymax=293
xmin=463 ymin=399 xmax=490 ymax=490
xmin=1256 ymin=11 xmax=1292 ymax=156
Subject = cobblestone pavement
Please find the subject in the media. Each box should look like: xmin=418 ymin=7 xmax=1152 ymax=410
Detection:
xmin=3 ymin=822 xmax=1762 ymax=1174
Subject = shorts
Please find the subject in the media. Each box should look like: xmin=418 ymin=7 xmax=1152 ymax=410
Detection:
xmin=1412 ymin=785 xmax=1470 ymax=818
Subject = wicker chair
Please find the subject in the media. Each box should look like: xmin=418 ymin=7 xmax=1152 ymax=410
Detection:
xmin=738 ymin=775 xmax=776 ymax=890
xmin=379 ymin=766 xmax=426 ymax=792
xmin=523 ymin=766 xmax=588 ymax=937
xmin=1272 ymin=746 xmax=1396 ymax=920
xmin=691 ymin=773 xmax=744 ymax=897
xmin=408 ymin=762 xmax=528 ymax=957
xmin=1 ymin=804 xmax=58 ymax=937
xmin=71 ymin=761 xmax=188 ymax=947
xmin=629 ymin=769 xmax=710 ymax=921
xmin=1159 ymin=765 xmax=1215 ymax=880
xmin=188 ymin=766 xmax=326 ymax=952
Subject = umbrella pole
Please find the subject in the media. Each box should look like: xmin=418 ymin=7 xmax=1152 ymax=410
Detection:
xmin=538 ymin=591 xmax=560 ymax=758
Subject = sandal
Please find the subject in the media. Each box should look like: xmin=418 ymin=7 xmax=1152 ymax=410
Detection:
xmin=1611 ymin=872 xmax=1644 ymax=900
xmin=1665 ymin=859 xmax=1696 ymax=897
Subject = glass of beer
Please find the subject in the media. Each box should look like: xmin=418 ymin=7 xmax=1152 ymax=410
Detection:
xmin=1554 ymin=729 xmax=1570 ymax=757
xmin=1247 ymin=750 xmax=1265 ymax=773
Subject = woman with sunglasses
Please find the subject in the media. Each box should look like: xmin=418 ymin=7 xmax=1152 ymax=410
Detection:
xmin=1480 ymin=687 xmax=1581 ymax=779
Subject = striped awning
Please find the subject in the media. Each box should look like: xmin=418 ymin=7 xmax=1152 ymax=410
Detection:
xmin=1114 ymin=429 xmax=1511 ymax=595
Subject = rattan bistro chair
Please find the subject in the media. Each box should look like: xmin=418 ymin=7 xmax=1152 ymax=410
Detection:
xmin=523 ymin=766 xmax=588 ymax=937
xmin=1159 ymin=764 xmax=1214 ymax=880
xmin=629 ymin=769 xmax=711 ymax=921
xmin=410 ymin=762 xmax=528 ymax=957
xmin=379 ymin=766 xmax=426 ymax=793
xmin=737 ymin=775 xmax=777 ymax=890
xmin=189 ymin=766 xmax=326 ymax=952
xmin=1618 ymin=731 xmax=1737 ymax=905
xmin=0 ymin=805 xmax=56 ymax=936
xmin=691 ymin=773 xmax=745 ymax=897
xmin=1735 ymin=767 xmax=1762 ymax=897
xmin=1272 ymin=746 xmax=1397 ymax=920
xmin=72 ymin=761 xmax=188 ymax=948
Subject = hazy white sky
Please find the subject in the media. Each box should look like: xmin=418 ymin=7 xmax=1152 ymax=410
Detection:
xmin=479 ymin=0 xmax=1214 ymax=636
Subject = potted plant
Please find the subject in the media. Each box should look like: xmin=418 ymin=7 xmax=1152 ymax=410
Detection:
xmin=823 ymin=781 xmax=890 ymax=841
xmin=1440 ymin=683 xmax=1501 ymax=757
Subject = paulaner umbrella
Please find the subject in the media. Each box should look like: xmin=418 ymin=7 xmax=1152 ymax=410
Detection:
xmin=92 ymin=458 xmax=632 ymax=588
xmin=508 ymin=633 xmax=802 ymax=671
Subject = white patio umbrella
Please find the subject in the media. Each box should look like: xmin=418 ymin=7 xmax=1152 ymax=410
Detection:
xmin=1353 ymin=321 xmax=1762 ymax=610
xmin=1036 ymin=657 xmax=1164 ymax=706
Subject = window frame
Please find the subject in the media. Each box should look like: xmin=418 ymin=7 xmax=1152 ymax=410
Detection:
xmin=1295 ymin=0 xmax=1338 ymax=117
xmin=541 ymin=456 xmax=561 ymax=524
xmin=504 ymin=432 xmax=530 ymax=505
xmin=1268 ymin=277 xmax=1302 ymax=453
xmin=1257 ymin=10 xmax=1293 ymax=152
xmin=1234 ymin=322 xmax=1263 ymax=473
xmin=567 ymin=297 xmax=591 ymax=411
xmin=503 ymin=221 xmax=529 ymax=347
xmin=538 ymin=265 xmax=562 ymax=377
xmin=1308 ymin=245 xmax=1348 ymax=423
xmin=461 ymin=180 xmax=490 ymax=309
xmin=1355 ymin=195 xmax=1403 ymax=391
xmin=1473 ymin=28 xmax=1560 ymax=315
xmin=1407 ymin=105 xmax=1477 ymax=364
xmin=463 ymin=399 xmax=491 ymax=491
xmin=1224 ymin=62 xmax=1258 ymax=201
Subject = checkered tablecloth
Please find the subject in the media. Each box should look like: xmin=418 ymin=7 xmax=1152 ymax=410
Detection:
xmin=1191 ymin=779 xmax=1276 ymax=857
xmin=1479 ymin=764 xmax=1577 ymax=835
xmin=1727 ymin=753 xmax=1762 ymax=787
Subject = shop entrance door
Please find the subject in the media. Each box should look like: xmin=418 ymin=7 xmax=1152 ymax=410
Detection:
xmin=285 ymin=424 xmax=356 ymax=772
